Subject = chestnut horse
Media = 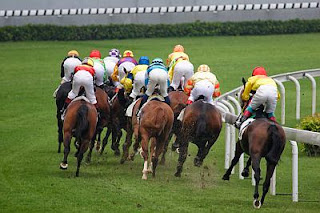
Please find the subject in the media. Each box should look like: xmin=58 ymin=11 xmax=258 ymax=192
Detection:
xmin=222 ymin=80 xmax=286 ymax=208
xmin=59 ymin=99 xmax=98 ymax=177
xmin=139 ymin=100 xmax=174 ymax=180
xmin=175 ymin=100 xmax=222 ymax=177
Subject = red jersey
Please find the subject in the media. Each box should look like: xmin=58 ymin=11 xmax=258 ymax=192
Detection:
xmin=74 ymin=65 xmax=95 ymax=76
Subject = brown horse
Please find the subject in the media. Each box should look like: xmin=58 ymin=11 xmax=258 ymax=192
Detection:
xmin=222 ymin=119 xmax=286 ymax=208
xmin=59 ymin=99 xmax=98 ymax=177
xmin=139 ymin=100 xmax=174 ymax=180
xmin=222 ymin=80 xmax=286 ymax=208
xmin=175 ymin=100 xmax=222 ymax=177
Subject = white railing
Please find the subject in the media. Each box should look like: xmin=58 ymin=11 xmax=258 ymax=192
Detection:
xmin=215 ymin=68 xmax=320 ymax=202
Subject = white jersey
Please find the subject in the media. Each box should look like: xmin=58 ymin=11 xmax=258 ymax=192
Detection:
xmin=62 ymin=57 xmax=82 ymax=82
xmin=103 ymin=57 xmax=119 ymax=77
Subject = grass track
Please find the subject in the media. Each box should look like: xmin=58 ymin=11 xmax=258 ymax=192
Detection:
xmin=0 ymin=34 xmax=320 ymax=212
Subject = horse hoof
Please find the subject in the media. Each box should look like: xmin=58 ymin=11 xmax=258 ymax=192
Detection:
xmin=253 ymin=199 xmax=261 ymax=209
xmin=114 ymin=150 xmax=120 ymax=156
xmin=142 ymin=174 xmax=148 ymax=180
xmin=222 ymin=175 xmax=230 ymax=181
xmin=60 ymin=163 xmax=68 ymax=170
xmin=241 ymin=170 xmax=249 ymax=178
xmin=174 ymin=172 xmax=181 ymax=177
xmin=120 ymin=158 xmax=125 ymax=164
xmin=176 ymin=148 xmax=180 ymax=154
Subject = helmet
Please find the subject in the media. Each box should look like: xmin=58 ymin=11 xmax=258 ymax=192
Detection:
xmin=67 ymin=50 xmax=79 ymax=57
xmin=139 ymin=56 xmax=150 ymax=65
xmin=197 ymin=64 xmax=210 ymax=72
xmin=82 ymin=57 xmax=94 ymax=67
xmin=123 ymin=50 xmax=134 ymax=57
xmin=151 ymin=58 xmax=164 ymax=65
xmin=173 ymin=44 xmax=184 ymax=52
xmin=89 ymin=49 xmax=101 ymax=59
xmin=252 ymin=66 xmax=267 ymax=76
xmin=109 ymin=48 xmax=120 ymax=58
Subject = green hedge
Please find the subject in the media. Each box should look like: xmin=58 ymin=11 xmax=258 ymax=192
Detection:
xmin=299 ymin=113 xmax=320 ymax=156
xmin=1 ymin=19 xmax=320 ymax=41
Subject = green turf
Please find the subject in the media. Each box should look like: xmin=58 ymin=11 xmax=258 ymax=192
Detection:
xmin=0 ymin=34 xmax=320 ymax=212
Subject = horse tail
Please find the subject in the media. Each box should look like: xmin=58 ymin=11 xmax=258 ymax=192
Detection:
xmin=266 ymin=124 xmax=282 ymax=164
xmin=154 ymin=107 xmax=167 ymax=135
xmin=75 ymin=104 xmax=89 ymax=143
xmin=195 ymin=114 xmax=207 ymax=138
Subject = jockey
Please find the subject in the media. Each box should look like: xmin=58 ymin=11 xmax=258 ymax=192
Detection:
xmin=103 ymin=48 xmax=121 ymax=84
xmin=53 ymin=50 xmax=82 ymax=97
xmin=111 ymin=50 xmax=138 ymax=89
xmin=184 ymin=64 xmax=221 ymax=105
xmin=167 ymin=44 xmax=190 ymax=91
xmin=64 ymin=57 xmax=97 ymax=110
xmin=235 ymin=67 xmax=280 ymax=129
xmin=89 ymin=49 xmax=106 ymax=88
xmin=120 ymin=56 xmax=150 ymax=102
xmin=137 ymin=58 xmax=170 ymax=113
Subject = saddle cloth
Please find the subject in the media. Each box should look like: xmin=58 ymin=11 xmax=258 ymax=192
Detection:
xmin=177 ymin=108 xmax=185 ymax=121
xmin=125 ymin=99 xmax=140 ymax=117
xmin=238 ymin=118 xmax=255 ymax=140
xmin=72 ymin=96 xmax=91 ymax=103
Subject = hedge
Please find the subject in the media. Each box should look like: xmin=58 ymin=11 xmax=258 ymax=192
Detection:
xmin=1 ymin=19 xmax=320 ymax=42
xmin=299 ymin=113 xmax=320 ymax=156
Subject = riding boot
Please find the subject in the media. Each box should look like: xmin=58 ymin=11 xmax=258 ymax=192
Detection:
xmin=164 ymin=96 xmax=171 ymax=106
xmin=137 ymin=94 xmax=148 ymax=116
xmin=168 ymin=86 xmax=175 ymax=93
xmin=267 ymin=112 xmax=276 ymax=122
xmin=62 ymin=98 xmax=72 ymax=112
xmin=186 ymin=100 xmax=193 ymax=105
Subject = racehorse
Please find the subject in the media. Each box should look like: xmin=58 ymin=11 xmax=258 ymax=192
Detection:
xmin=100 ymin=88 xmax=128 ymax=156
xmin=160 ymin=90 xmax=188 ymax=164
xmin=222 ymin=80 xmax=286 ymax=208
xmin=139 ymin=100 xmax=174 ymax=180
xmin=175 ymin=100 xmax=222 ymax=177
xmin=59 ymin=99 xmax=98 ymax=177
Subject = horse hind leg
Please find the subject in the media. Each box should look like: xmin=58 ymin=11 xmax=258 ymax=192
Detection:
xmin=174 ymin=137 xmax=189 ymax=177
xmin=121 ymin=126 xmax=133 ymax=164
xmin=76 ymin=139 xmax=90 ymax=177
xmin=140 ymin=134 xmax=149 ymax=180
xmin=251 ymin=154 xmax=262 ymax=209
xmin=242 ymin=157 xmax=251 ymax=178
xmin=60 ymin=132 xmax=72 ymax=170
xmin=100 ymin=127 xmax=111 ymax=155
xmin=85 ymin=137 xmax=95 ymax=163
xmin=260 ymin=162 xmax=276 ymax=206
xmin=222 ymin=142 xmax=244 ymax=180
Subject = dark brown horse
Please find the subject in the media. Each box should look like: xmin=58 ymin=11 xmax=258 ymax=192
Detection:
xmin=175 ymin=100 xmax=222 ymax=177
xmin=59 ymin=99 xmax=98 ymax=177
xmin=139 ymin=100 xmax=174 ymax=180
xmin=222 ymin=80 xmax=286 ymax=208
xmin=222 ymin=119 xmax=286 ymax=208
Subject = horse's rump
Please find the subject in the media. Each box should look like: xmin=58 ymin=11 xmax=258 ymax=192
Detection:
xmin=266 ymin=124 xmax=286 ymax=164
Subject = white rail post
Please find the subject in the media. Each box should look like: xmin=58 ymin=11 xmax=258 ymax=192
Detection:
xmin=217 ymin=102 xmax=231 ymax=170
xmin=288 ymin=76 xmax=301 ymax=121
xmin=227 ymin=96 xmax=245 ymax=179
xmin=274 ymin=79 xmax=286 ymax=125
xmin=270 ymin=167 xmax=276 ymax=195
xmin=221 ymin=100 xmax=236 ymax=174
xmin=290 ymin=140 xmax=299 ymax=202
xmin=304 ymin=73 xmax=317 ymax=115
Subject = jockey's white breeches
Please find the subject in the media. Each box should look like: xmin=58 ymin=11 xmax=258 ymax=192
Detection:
xmin=118 ymin=62 xmax=136 ymax=83
xmin=188 ymin=80 xmax=214 ymax=104
xmin=130 ymin=70 xmax=146 ymax=99
xmin=145 ymin=69 xmax=169 ymax=97
xmin=170 ymin=60 xmax=194 ymax=90
xmin=94 ymin=63 xmax=105 ymax=87
xmin=62 ymin=58 xmax=82 ymax=82
xmin=67 ymin=70 xmax=97 ymax=104
xmin=249 ymin=85 xmax=278 ymax=113
xmin=104 ymin=59 xmax=116 ymax=77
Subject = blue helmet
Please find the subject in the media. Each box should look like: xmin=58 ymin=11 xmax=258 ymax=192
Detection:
xmin=139 ymin=56 xmax=150 ymax=65
xmin=151 ymin=58 xmax=164 ymax=65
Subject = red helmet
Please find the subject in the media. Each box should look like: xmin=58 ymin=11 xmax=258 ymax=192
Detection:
xmin=252 ymin=67 xmax=267 ymax=76
xmin=89 ymin=49 xmax=101 ymax=59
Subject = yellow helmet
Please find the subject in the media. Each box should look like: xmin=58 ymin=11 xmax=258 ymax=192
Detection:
xmin=67 ymin=50 xmax=79 ymax=57
xmin=82 ymin=57 xmax=94 ymax=67
xmin=123 ymin=50 xmax=134 ymax=57
xmin=173 ymin=45 xmax=184 ymax=52
xmin=197 ymin=64 xmax=210 ymax=72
